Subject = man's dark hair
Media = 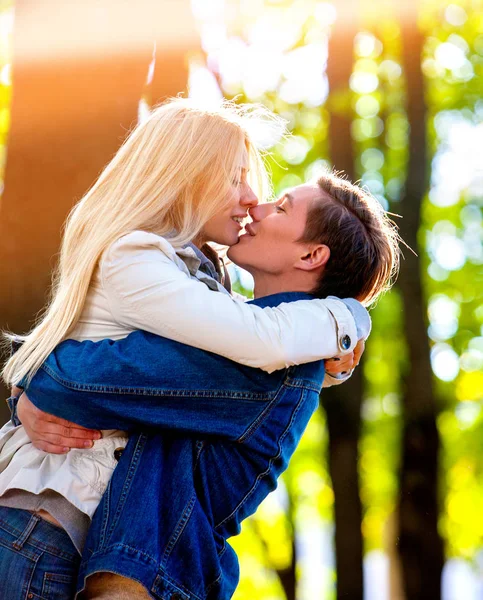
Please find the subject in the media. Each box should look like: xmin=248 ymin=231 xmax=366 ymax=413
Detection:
xmin=301 ymin=172 xmax=400 ymax=305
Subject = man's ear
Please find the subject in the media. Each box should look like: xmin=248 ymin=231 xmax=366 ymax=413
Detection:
xmin=296 ymin=244 xmax=330 ymax=272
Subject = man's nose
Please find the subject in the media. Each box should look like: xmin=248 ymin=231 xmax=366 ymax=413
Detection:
xmin=248 ymin=203 xmax=271 ymax=222
xmin=240 ymin=184 xmax=259 ymax=209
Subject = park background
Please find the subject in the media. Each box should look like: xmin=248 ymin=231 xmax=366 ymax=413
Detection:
xmin=0 ymin=0 xmax=481 ymax=598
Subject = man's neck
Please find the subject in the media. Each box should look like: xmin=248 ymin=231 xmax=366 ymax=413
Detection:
xmin=252 ymin=272 xmax=315 ymax=299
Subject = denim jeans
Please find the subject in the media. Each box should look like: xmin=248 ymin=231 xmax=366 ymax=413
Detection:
xmin=0 ymin=506 xmax=79 ymax=599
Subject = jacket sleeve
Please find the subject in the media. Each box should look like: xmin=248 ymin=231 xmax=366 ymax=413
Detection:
xmin=101 ymin=232 xmax=360 ymax=373
xmin=26 ymin=365 xmax=268 ymax=438
xmin=322 ymin=297 xmax=372 ymax=388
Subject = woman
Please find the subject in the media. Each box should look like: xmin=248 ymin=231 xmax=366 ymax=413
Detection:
xmin=0 ymin=98 xmax=360 ymax=598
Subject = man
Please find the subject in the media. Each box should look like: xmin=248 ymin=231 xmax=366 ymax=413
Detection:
xmin=11 ymin=174 xmax=399 ymax=599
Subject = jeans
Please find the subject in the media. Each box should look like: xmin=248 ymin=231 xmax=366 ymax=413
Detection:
xmin=0 ymin=506 xmax=79 ymax=599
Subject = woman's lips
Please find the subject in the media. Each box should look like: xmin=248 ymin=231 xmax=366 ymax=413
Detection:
xmin=245 ymin=223 xmax=256 ymax=236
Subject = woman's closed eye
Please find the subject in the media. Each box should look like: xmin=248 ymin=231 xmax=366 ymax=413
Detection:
xmin=275 ymin=205 xmax=286 ymax=213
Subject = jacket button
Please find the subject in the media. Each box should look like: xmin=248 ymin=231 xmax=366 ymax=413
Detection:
xmin=340 ymin=334 xmax=351 ymax=351
xmin=114 ymin=447 xmax=124 ymax=461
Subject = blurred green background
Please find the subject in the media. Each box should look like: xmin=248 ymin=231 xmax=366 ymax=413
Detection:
xmin=0 ymin=1 xmax=482 ymax=599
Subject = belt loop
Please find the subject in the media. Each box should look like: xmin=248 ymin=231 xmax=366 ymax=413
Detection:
xmin=12 ymin=513 xmax=41 ymax=550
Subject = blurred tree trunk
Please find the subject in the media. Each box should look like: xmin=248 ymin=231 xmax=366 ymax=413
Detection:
xmin=395 ymin=4 xmax=445 ymax=598
xmin=276 ymin=480 xmax=297 ymax=600
xmin=322 ymin=372 xmax=364 ymax=600
xmin=324 ymin=13 xmax=364 ymax=599
xmin=0 ymin=0 xmax=197 ymax=414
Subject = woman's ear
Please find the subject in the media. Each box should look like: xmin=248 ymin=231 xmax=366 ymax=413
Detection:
xmin=296 ymin=244 xmax=330 ymax=271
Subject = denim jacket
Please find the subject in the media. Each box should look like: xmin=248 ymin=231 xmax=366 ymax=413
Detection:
xmin=24 ymin=292 xmax=367 ymax=600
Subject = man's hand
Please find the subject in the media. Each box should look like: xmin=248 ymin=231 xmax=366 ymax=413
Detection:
xmin=17 ymin=392 xmax=101 ymax=454
xmin=325 ymin=339 xmax=365 ymax=377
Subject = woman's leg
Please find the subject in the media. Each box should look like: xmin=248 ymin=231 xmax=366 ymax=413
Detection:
xmin=0 ymin=505 xmax=79 ymax=599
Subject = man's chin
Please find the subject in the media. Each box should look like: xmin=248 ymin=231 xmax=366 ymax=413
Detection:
xmin=226 ymin=245 xmax=236 ymax=262
xmin=226 ymin=244 xmax=246 ymax=267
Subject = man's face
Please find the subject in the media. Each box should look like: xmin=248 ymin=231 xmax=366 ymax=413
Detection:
xmin=227 ymin=183 xmax=320 ymax=275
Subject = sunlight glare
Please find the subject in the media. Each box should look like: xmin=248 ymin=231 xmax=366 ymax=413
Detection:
xmin=354 ymin=32 xmax=382 ymax=58
xmin=349 ymin=72 xmax=379 ymax=94
xmin=314 ymin=2 xmax=337 ymax=26
xmin=435 ymin=42 xmax=467 ymax=70
xmin=280 ymin=42 xmax=329 ymax=106
xmin=431 ymin=344 xmax=460 ymax=382
xmin=355 ymin=96 xmax=380 ymax=118
xmin=281 ymin=136 xmax=311 ymax=165
xmin=0 ymin=63 xmax=10 ymax=86
xmin=431 ymin=233 xmax=466 ymax=271
xmin=248 ymin=12 xmax=303 ymax=52
xmin=428 ymin=294 xmax=460 ymax=341
xmin=188 ymin=64 xmax=224 ymax=105
xmin=191 ymin=0 xmax=224 ymax=22
xmin=361 ymin=148 xmax=384 ymax=171
xmin=445 ymin=5 xmax=468 ymax=27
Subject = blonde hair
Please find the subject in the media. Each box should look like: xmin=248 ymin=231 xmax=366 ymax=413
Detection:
xmin=3 ymin=98 xmax=276 ymax=386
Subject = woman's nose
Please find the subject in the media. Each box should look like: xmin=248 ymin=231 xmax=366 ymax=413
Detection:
xmin=240 ymin=184 xmax=258 ymax=208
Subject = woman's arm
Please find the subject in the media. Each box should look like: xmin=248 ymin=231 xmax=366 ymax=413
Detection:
xmin=102 ymin=232 xmax=359 ymax=372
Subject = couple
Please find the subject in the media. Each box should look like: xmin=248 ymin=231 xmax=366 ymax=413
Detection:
xmin=1 ymin=98 xmax=398 ymax=599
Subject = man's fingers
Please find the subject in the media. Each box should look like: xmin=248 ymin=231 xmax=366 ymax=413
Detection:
xmin=35 ymin=422 xmax=100 ymax=440
xmin=31 ymin=432 xmax=95 ymax=449
xmin=31 ymin=441 xmax=71 ymax=454
xmin=326 ymin=353 xmax=354 ymax=374
xmin=353 ymin=340 xmax=366 ymax=367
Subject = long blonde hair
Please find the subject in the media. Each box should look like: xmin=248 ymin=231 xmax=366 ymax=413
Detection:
xmin=3 ymin=98 xmax=275 ymax=386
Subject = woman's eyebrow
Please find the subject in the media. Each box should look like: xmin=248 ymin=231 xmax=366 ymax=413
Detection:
xmin=283 ymin=193 xmax=294 ymax=208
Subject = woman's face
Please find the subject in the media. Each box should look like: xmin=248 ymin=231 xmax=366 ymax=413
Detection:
xmin=197 ymin=149 xmax=259 ymax=247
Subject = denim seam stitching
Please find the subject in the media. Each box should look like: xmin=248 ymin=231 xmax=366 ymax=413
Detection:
xmin=155 ymin=567 xmax=204 ymax=600
xmin=42 ymin=572 xmax=75 ymax=597
xmin=80 ymin=543 xmax=158 ymax=571
xmin=236 ymin=385 xmax=285 ymax=443
xmin=161 ymin=492 xmax=197 ymax=564
xmin=0 ymin=517 xmax=77 ymax=562
xmin=204 ymin=568 xmax=224 ymax=594
xmin=98 ymin=476 xmax=111 ymax=549
xmin=103 ymin=434 xmax=147 ymax=546
xmin=24 ymin=554 xmax=38 ymax=600
xmin=41 ymin=364 xmax=274 ymax=400
xmin=215 ymin=389 xmax=307 ymax=530
xmin=283 ymin=377 xmax=321 ymax=393
xmin=0 ymin=536 xmax=40 ymax=562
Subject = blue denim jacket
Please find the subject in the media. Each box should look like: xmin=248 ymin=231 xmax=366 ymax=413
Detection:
xmin=24 ymin=292 xmax=342 ymax=599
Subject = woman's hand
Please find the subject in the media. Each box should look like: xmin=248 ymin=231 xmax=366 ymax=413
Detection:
xmin=16 ymin=392 xmax=101 ymax=454
xmin=325 ymin=339 xmax=365 ymax=377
